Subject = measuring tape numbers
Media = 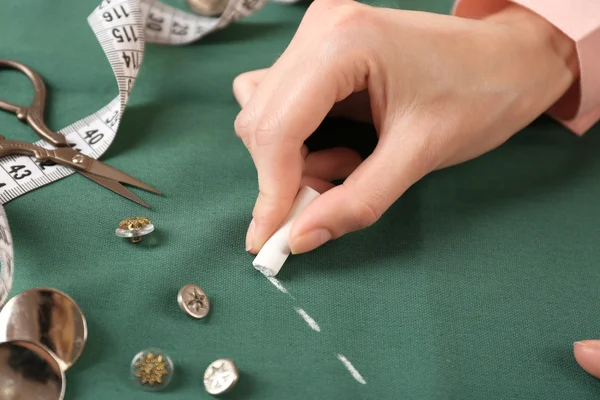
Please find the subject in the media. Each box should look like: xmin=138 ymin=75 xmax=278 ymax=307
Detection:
xmin=0 ymin=0 xmax=274 ymax=305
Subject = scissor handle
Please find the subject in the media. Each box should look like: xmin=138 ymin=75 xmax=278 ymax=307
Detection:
xmin=0 ymin=136 xmax=96 ymax=175
xmin=0 ymin=136 xmax=53 ymax=161
xmin=0 ymin=59 xmax=69 ymax=148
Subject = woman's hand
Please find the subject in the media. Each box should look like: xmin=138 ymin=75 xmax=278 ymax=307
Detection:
xmin=233 ymin=0 xmax=578 ymax=255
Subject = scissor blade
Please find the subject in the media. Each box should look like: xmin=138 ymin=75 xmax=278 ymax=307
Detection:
xmin=85 ymin=160 xmax=161 ymax=195
xmin=79 ymin=171 xmax=150 ymax=208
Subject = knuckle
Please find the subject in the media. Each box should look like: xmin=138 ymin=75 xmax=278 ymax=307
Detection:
xmin=304 ymin=0 xmax=367 ymax=37
xmin=351 ymin=197 xmax=382 ymax=230
xmin=233 ymin=108 xmax=256 ymax=144
xmin=252 ymin=190 xmax=296 ymax=224
xmin=326 ymin=3 xmax=365 ymax=32
xmin=311 ymin=3 xmax=376 ymax=72
xmin=251 ymin=194 xmax=273 ymax=224
xmin=232 ymin=73 xmax=247 ymax=95
xmin=307 ymin=0 xmax=353 ymax=18
xmin=251 ymin=211 xmax=272 ymax=227
xmin=254 ymin=114 xmax=281 ymax=147
xmin=235 ymin=109 xmax=282 ymax=148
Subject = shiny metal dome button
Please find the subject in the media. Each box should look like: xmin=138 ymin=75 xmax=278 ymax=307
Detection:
xmin=204 ymin=358 xmax=239 ymax=395
xmin=0 ymin=340 xmax=65 ymax=400
xmin=0 ymin=287 xmax=87 ymax=371
xmin=177 ymin=284 xmax=210 ymax=319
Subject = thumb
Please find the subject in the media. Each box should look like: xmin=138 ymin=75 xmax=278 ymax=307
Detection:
xmin=289 ymin=124 xmax=432 ymax=254
xmin=574 ymin=341 xmax=600 ymax=379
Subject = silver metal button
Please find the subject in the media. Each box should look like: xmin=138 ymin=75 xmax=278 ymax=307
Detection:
xmin=204 ymin=358 xmax=239 ymax=396
xmin=177 ymin=284 xmax=210 ymax=319
xmin=0 ymin=341 xmax=65 ymax=400
xmin=0 ymin=287 xmax=87 ymax=371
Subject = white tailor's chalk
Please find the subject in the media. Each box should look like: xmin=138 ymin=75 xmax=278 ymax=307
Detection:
xmin=252 ymin=186 xmax=320 ymax=277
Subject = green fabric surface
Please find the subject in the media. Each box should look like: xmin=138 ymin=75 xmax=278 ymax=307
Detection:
xmin=1 ymin=0 xmax=600 ymax=399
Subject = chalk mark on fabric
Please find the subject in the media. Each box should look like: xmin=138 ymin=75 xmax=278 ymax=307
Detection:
xmin=295 ymin=308 xmax=321 ymax=332
xmin=337 ymin=354 xmax=366 ymax=384
xmin=267 ymin=276 xmax=294 ymax=299
xmin=260 ymin=275 xmax=367 ymax=384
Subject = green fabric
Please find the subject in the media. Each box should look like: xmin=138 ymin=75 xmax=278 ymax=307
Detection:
xmin=1 ymin=0 xmax=600 ymax=399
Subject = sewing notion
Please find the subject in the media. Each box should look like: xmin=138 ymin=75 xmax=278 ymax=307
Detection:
xmin=0 ymin=60 xmax=161 ymax=208
xmin=0 ymin=288 xmax=88 ymax=400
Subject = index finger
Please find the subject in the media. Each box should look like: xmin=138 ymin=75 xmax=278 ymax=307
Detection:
xmin=235 ymin=48 xmax=367 ymax=254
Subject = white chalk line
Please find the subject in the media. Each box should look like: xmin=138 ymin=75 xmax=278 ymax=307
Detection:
xmin=295 ymin=307 xmax=321 ymax=332
xmin=337 ymin=354 xmax=367 ymax=384
xmin=266 ymin=276 xmax=295 ymax=299
xmin=261 ymin=275 xmax=367 ymax=385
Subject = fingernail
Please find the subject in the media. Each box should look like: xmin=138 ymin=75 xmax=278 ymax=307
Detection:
xmin=290 ymin=229 xmax=331 ymax=254
xmin=246 ymin=219 xmax=255 ymax=252
xmin=575 ymin=340 xmax=600 ymax=349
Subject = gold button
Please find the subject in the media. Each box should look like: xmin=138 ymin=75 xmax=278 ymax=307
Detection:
xmin=115 ymin=217 xmax=154 ymax=243
xmin=130 ymin=348 xmax=174 ymax=391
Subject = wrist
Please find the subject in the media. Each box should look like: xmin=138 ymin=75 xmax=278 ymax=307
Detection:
xmin=483 ymin=3 xmax=580 ymax=118
xmin=485 ymin=3 xmax=579 ymax=78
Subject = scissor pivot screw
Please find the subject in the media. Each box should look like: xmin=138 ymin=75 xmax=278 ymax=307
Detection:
xmin=72 ymin=154 xmax=84 ymax=164
xmin=116 ymin=217 xmax=154 ymax=243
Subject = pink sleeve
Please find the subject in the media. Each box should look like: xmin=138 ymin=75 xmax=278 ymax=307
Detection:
xmin=452 ymin=0 xmax=600 ymax=135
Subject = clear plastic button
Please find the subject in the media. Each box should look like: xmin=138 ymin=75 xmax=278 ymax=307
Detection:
xmin=130 ymin=348 xmax=174 ymax=391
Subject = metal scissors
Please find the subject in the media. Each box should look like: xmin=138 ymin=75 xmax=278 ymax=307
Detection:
xmin=0 ymin=59 xmax=160 ymax=208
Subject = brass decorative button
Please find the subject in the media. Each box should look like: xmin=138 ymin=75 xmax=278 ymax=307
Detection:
xmin=116 ymin=217 xmax=154 ymax=243
xmin=130 ymin=348 xmax=174 ymax=391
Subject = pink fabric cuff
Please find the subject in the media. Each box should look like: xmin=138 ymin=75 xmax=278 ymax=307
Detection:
xmin=452 ymin=0 xmax=600 ymax=135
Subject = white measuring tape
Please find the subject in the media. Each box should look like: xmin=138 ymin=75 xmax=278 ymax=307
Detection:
xmin=0 ymin=208 xmax=13 ymax=308
xmin=0 ymin=0 xmax=269 ymax=204
xmin=0 ymin=0 xmax=293 ymax=305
